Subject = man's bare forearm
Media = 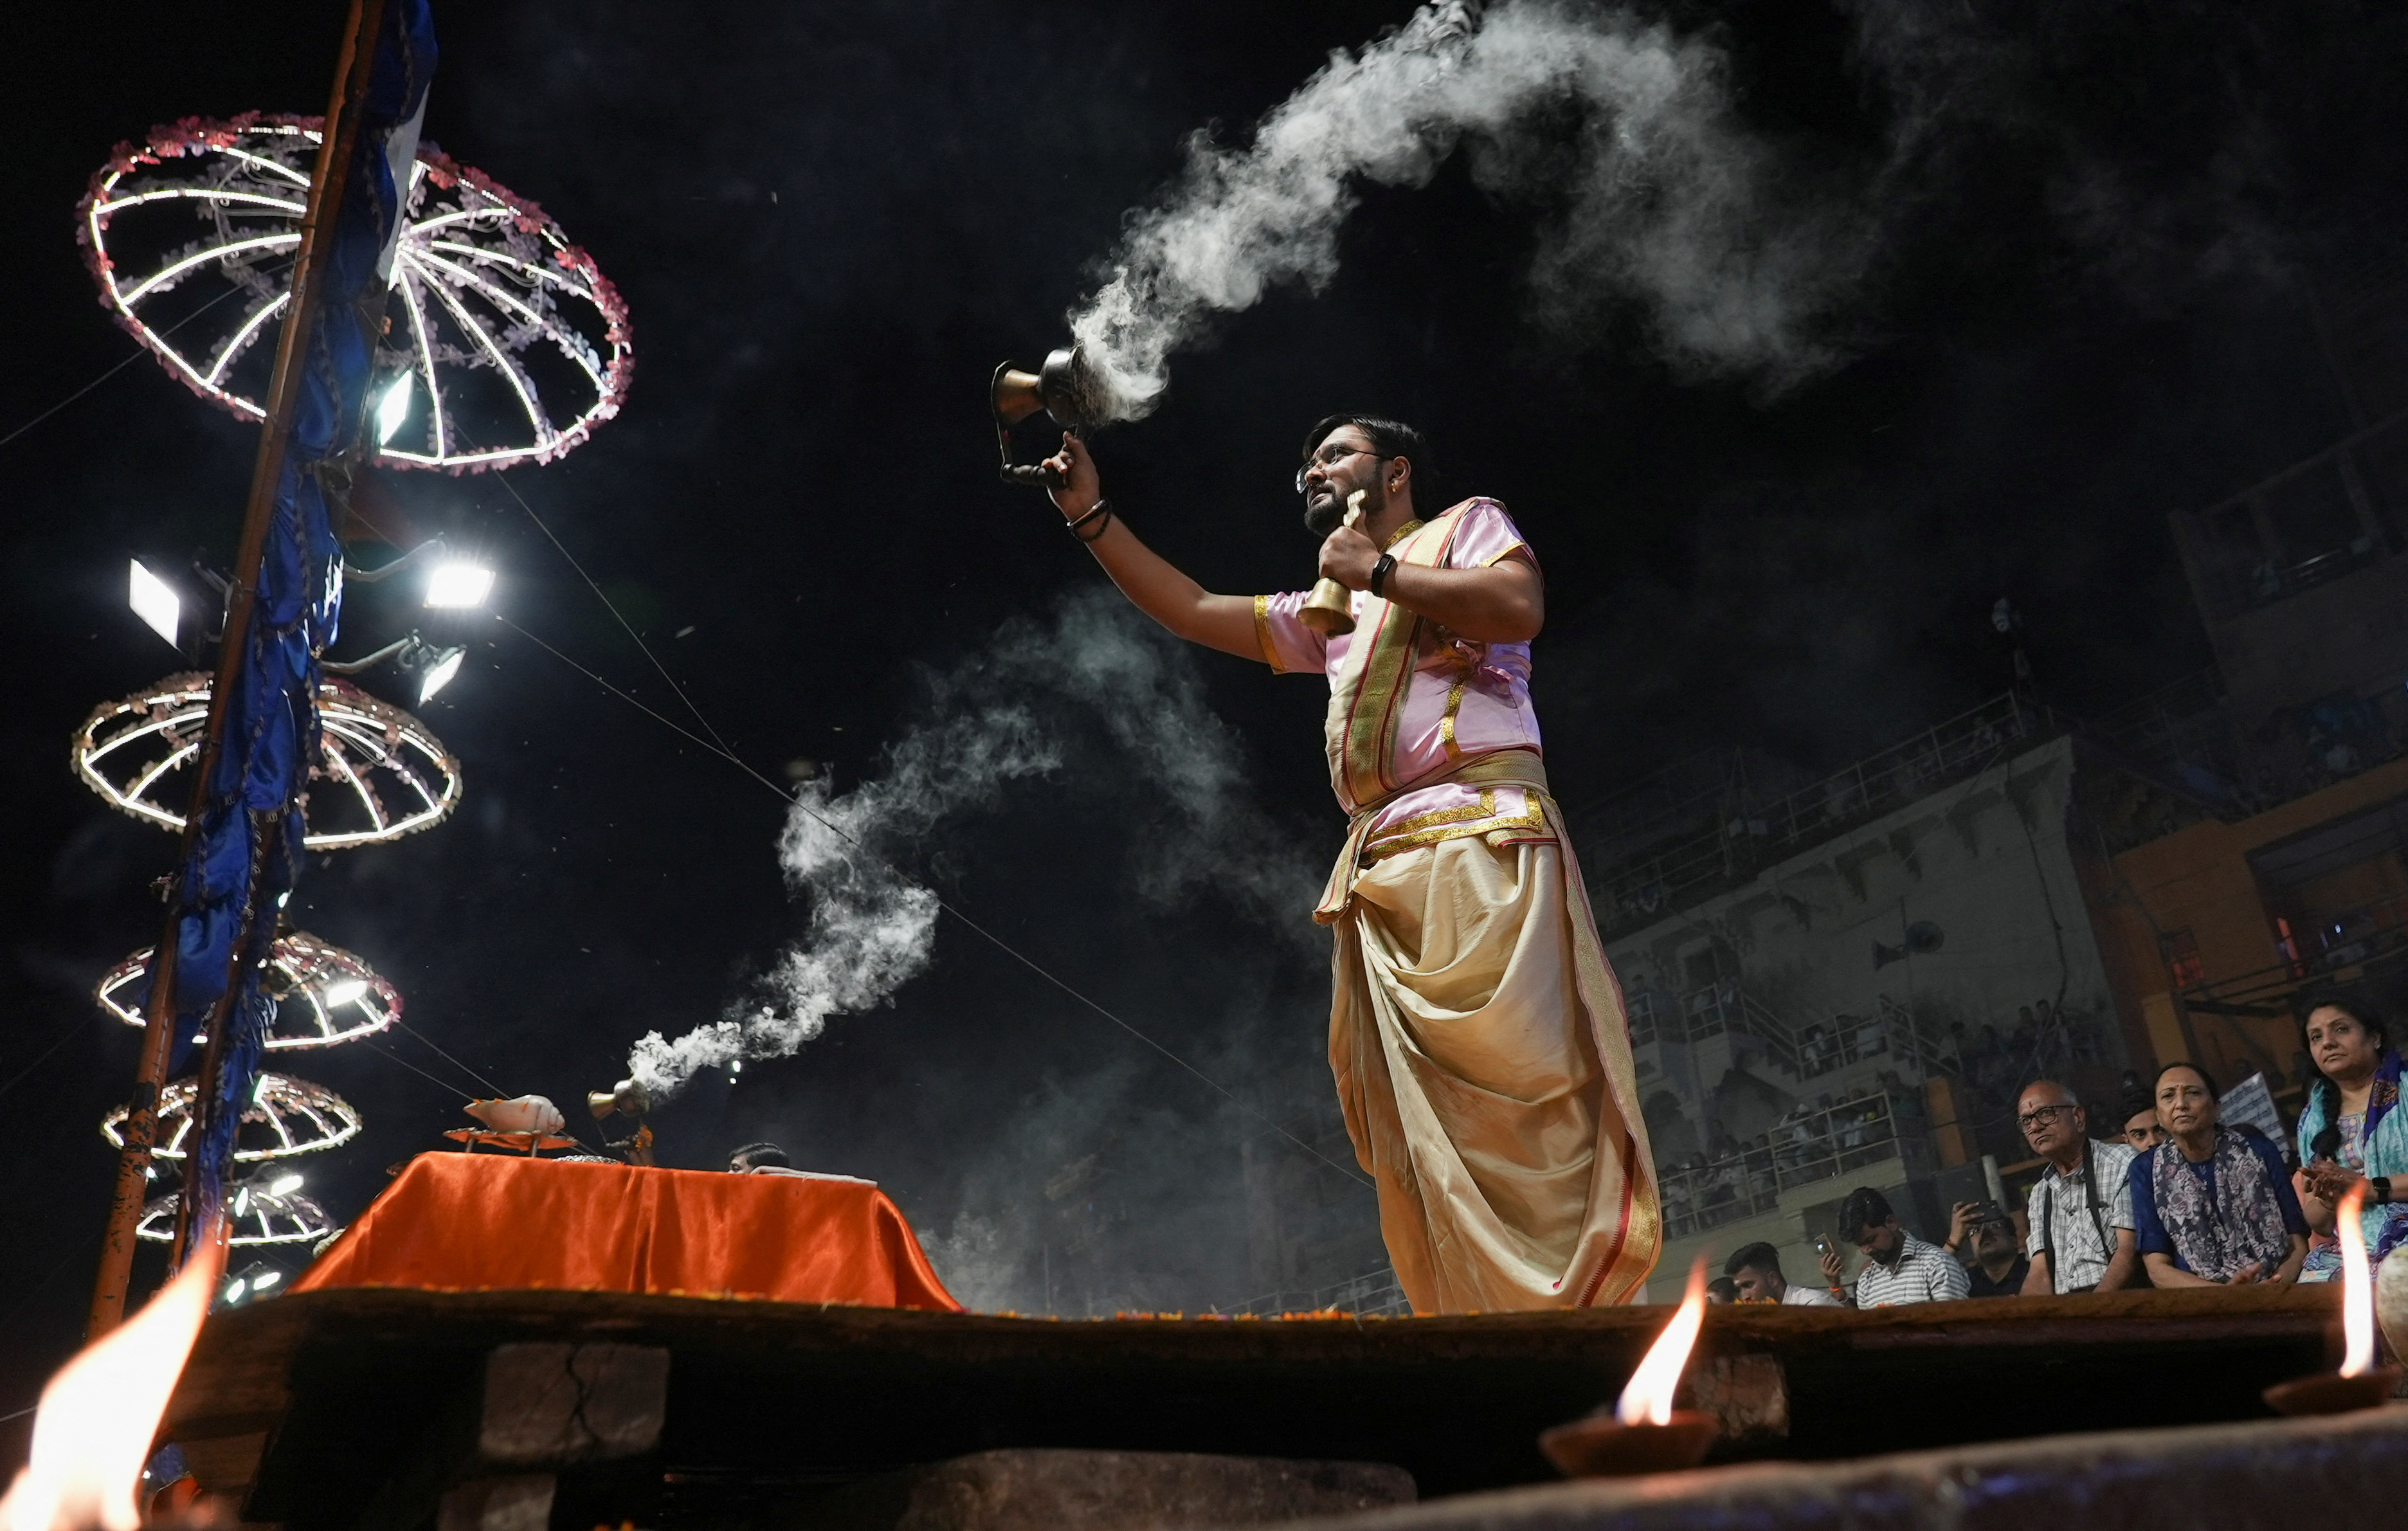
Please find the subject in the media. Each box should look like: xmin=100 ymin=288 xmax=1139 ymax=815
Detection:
xmin=1076 ymin=512 xmax=1260 ymax=661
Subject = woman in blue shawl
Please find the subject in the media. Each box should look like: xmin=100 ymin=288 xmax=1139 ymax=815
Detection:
xmin=2295 ymin=997 xmax=2408 ymax=1275
xmin=2133 ymin=1062 xmax=2308 ymax=1287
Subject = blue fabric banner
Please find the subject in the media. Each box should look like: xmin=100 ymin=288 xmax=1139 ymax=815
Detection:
xmin=177 ymin=0 xmax=438 ymax=1230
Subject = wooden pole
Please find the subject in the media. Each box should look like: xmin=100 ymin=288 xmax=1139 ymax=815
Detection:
xmin=86 ymin=0 xmax=390 ymax=1337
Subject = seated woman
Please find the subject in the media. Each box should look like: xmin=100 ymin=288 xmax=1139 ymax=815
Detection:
xmin=2294 ymin=997 xmax=2408 ymax=1280
xmin=2132 ymin=1062 xmax=2308 ymax=1287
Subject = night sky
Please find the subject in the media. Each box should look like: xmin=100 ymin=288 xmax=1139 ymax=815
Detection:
xmin=5 ymin=0 xmax=2405 ymax=1426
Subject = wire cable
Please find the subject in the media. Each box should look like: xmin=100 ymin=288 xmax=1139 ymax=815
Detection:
xmin=493 ymin=611 xmax=1374 ymax=1190
xmin=392 ymin=1018 xmax=508 ymax=1098
xmin=0 ymin=1012 xmax=100 ymax=1106
xmin=0 ymin=262 xmax=291 ymax=455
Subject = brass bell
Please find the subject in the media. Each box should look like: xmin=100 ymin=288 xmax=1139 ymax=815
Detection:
xmin=1299 ymin=491 xmax=1370 ymax=635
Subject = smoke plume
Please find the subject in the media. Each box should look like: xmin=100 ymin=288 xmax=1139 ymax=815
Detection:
xmin=1069 ymin=0 xmax=1862 ymax=419
xmin=626 ymin=591 xmax=1319 ymax=1097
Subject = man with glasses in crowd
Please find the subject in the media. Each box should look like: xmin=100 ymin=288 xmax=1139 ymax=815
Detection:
xmin=1946 ymin=1199 xmax=2031 ymax=1297
xmin=2016 ymin=1080 xmax=2141 ymax=1294
xmin=1033 ymin=419 xmax=1658 ymax=1316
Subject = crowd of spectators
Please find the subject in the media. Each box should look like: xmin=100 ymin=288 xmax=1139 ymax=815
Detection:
xmin=1719 ymin=994 xmax=2408 ymax=1306
xmin=1660 ymin=1080 xmax=1926 ymax=1239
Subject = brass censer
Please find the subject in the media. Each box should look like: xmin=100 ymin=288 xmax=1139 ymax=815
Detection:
xmin=992 ymin=345 xmax=1114 ymax=487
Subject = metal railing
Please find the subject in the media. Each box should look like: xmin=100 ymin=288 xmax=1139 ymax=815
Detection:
xmin=1633 ymin=983 xmax=1957 ymax=1087
xmin=1658 ymin=1089 xmax=1923 ymax=1241
xmin=1590 ymin=693 xmax=2066 ymax=937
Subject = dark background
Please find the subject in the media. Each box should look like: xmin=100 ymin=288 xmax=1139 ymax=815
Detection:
xmin=3 ymin=0 xmax=2403 ymax=1442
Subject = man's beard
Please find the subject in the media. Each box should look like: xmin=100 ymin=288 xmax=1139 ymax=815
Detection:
xmin=1303 ymin=488 xmax=1348 ymax=536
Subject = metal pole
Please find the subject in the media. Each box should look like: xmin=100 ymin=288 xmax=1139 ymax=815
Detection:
xmin=86 ymin=0 xmax=388 ymax=1337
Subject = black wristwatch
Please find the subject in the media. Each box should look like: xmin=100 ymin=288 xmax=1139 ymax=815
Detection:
xmin=1370 ymin=553 xmax=1398 ymax=599
xmin=2375 ymin=1176 xmax=2394 ymax=1206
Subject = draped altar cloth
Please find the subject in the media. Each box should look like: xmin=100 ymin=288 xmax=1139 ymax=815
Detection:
xmin=293 ymin=1153 xmax=961 ymax=1310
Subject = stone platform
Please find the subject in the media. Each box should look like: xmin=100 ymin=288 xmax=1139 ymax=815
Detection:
xmin=164 ymin=1285 xmax=2352 ymax=1528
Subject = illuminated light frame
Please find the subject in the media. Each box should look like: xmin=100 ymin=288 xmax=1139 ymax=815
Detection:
xmin=77 ymin=112 xmax=633 ymax=473
xmin=71 ymin=673 xmax=462 ymax=849
xmin=102 ymin=1073 xmax=363 ymax=1162
xmin=136 ymin=1186 xmax=338 ymax=1246
xmin=96 ymin=929 xmax=401 ymax=1050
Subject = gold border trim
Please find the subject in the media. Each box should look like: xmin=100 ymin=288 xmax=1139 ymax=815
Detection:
xmin=1253 ymin=593 xmax=1284 ymax=673
xmin=1438 ymin=676 xmax=1469 ymax=760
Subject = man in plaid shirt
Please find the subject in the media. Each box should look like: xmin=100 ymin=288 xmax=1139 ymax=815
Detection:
xmin=1829 ymin=1186 xmax=1969 ymax=1307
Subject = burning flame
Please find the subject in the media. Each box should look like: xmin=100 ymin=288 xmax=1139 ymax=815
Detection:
xmin=2337 ymin=1183 xmax=2374 ymax=1379
xmin=1616 ymin=1255 xmax=1708 ymax=1426
xmin=0 ymin=1240 xmax=224 ymax=1531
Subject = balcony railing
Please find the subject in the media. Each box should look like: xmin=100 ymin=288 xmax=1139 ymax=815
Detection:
xmin=1232 ymin=1265 xmax=1410 ymax=1318
xmin=1658 ymin=1089 xmax=1925 ymax=1241
xmin=1589 ymin=693 xmax=2067 ymax=938
xmin=1631 ymin=984 xmax=1959 ymax=1087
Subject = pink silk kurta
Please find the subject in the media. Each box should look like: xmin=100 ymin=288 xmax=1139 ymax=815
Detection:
xmin=1253 ymin=498 xmax=1661 ymax=1314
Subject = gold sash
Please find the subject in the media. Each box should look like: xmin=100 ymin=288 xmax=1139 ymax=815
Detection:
xmin=1314 ymin=749 xmax=1550 ymax=923
xmin=1323 ymin=511 xmax=1463 ymax=815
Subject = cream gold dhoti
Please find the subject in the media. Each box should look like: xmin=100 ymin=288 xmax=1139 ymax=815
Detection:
xmin=1328 ymin=829 xmax=1659 ymax=1314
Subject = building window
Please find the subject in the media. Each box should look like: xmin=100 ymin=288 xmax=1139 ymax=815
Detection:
xmin=2161 ymin=929 xmax=2206 ymax=990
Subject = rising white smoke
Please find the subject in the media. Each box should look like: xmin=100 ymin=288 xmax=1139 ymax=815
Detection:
xmin=626 ymin=592 xmax=1319 ymax=1098
xmin=1070 ymin=0 xmax=1859 ymax=420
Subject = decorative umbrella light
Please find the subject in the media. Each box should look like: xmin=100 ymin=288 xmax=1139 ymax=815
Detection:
xmin=95 ymin=930 xmax=399 ymax=1049
xmin=72 ymin=673 xmax=460 ymax=850
xmin=78 ymin=113 xmax=631 ymax=473
xmin=100 ymin=1073 xmax=362 ymax=1163
xmin=135 ymin=1184 xmax=338 ymax=1246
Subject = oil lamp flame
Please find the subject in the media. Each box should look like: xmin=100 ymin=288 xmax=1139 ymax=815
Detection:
xmin=1615 ymin=1255 xmax=1708 ymax=1426
xmin=0 ymin=1241 xmax=223 ymax=1531
xmin=2337 ymin=1183 xmax=2374 ymax=1378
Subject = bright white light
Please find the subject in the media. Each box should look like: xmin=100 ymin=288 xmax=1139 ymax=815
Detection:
xmin=250 ymin=1269 xmax=282 ymax=1291
xmin=232 ymin=1187 xmax=252 ymax=1218
xmin=375 ymin=374 xmax=413 ymax=444
xmin=222 ymin=1278 xmax=248 ymax=1304
xmin=320 ymin=979 xmax=368 ymax=1008
xmin=128 ymin=559 xmax=180 ymax=648
xmin=268 ymin=1172 xmax=304 ymax=1196
xmin=419 ymin=648 xmax=466 ymax=702
xmin=729 ymin=1060 xmax=742 ymax=1074
xmin=424 ymin=561 xmax=494 ymax=609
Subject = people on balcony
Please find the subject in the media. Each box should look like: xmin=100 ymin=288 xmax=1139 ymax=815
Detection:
xmin=2133 ymin=1062 xmax=2309 ymax=1289
xmin=2295 ymin=997 xmax=2408 ymax=1277
xmin=2016 ymin=1080 xmax=2141 ymax=1295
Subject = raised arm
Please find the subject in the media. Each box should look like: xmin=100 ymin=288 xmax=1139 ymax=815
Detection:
xmin=1042 ymin=435 xmax=1261 ymax=661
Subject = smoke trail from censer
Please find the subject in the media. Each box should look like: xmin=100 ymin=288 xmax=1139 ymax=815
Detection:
xmin=625 ymin=593 xmax=1318 ymax=1098
xmin=1069 ymin=0 xmax=1864 ymax=419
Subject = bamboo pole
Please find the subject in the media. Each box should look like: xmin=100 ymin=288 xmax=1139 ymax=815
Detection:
xmin=86 ymin=0 xmax=390 ymax=1337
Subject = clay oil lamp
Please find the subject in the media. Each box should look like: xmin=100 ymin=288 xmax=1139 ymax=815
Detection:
xmin=1539 ymin=1256 xmax=1719 ymax=1476
xmin=2265 ymin=1184 xmax=2402 ymax=1416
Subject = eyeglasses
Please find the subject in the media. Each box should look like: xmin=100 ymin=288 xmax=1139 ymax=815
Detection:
xmin=1296 ymin=442 xmax=1388 ymax=495
xmin=2016 ymin=1103 xmax=2078 ymax=1132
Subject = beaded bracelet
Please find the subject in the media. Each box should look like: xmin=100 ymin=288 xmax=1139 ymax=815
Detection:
xmin=1067 ymin=498 xmax=1114 ymax=542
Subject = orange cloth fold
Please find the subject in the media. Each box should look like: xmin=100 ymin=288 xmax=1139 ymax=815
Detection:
xmin=291 ymin=1153 xmax=961 ymax=1311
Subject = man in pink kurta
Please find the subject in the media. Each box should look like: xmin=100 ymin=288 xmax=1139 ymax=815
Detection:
xmin=1035 ymin=415 xmax=1660 ymax=1313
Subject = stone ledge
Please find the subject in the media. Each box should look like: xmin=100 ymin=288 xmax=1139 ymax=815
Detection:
xmin=1236 ymin=1406 xmax=2408 ymax=1531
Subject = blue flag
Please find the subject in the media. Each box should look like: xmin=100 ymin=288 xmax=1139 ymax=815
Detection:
xmin=177 ymin=0 xmax=439 ymax=1231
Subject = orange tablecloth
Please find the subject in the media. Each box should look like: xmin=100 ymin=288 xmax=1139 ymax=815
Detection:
xmin=293 ymin=1153 xmax=961 ymax=1310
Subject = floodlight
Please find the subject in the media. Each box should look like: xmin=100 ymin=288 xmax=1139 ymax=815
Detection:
xmin=419 ymin=646 xmax=466 ymax=702
xmin=375 ymin=374 xmax=413 ymax=445
xmin=320 ymin=979 xmax=369 ymax=1008
xmin=222 ymin=1278 xmax=248 ymax=1304
xmin=268 ymin=1172 xmax=305 ymax=1196
xmin=233 ymin=1186 xmax=253 ymax=1218
xmin=129 ymin=559 xmax=180 ymax=648
xmin=251 ymin=1269 xmax=282 ymax=1291
xmin=424 ymin=561 xmax=494 ymax=609
xmin=729 ymin=1060 xmax=743 ymax=1074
